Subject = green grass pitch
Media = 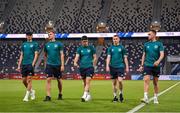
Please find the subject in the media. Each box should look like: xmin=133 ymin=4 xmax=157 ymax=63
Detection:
xmin=0 ymin=80 xmax=180 ymax=112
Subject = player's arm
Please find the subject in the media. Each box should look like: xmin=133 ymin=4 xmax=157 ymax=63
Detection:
xmin=106 ymin=55 xmax=111 ymax=72
xmin=138 ymin=52 xmax=145 ymax=72
xmin=44 ymin=52 xmax=47 ymax=67
xmin=60 ymin=50 xmax=65 ymax=71
xmin=74 ymin=54 xmax=79 ymax=67
xmin=93 ymin=54 xmax=97 ymax=68
xmin=16 ymin=52 xmax=23 ymax=72
xmin=32 ymin=51 xmax=38 ymax=67
xmin=124 ymin=56 xmax=129 ymax=73
xmin=154 ymin=51 xmax=164 ymax=67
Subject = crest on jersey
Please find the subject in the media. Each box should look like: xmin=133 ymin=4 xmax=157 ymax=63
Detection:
xmin=54 ymin=44 xmax=58 ymax=48
xmin=118 ymin=48 xmax=121 ymax=52
xmin=147 ymin=46 xmax=150 ymax=48
xmin=30 ymin=45 xmax=33 ymax=47
xmin=112 ymin=49 xmax=114 ymax=52
xmin=47 ymin=45 xmax=50 ymax=48
xmin=87 ymin=49 xmax=91 ymax=53
xmin=154 ymin=45 xmax=158 ymax=49
xmin=81 ymin=50 xmax=83 ymax=53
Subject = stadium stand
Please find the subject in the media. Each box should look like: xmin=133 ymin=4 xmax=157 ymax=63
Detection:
xmin=107 ymin=0 xmax=153 ymax=32
xmin=5 ymin=0 xmax=55 ymax=33
xmin=161 ymin=0 xmax=180 ymax=32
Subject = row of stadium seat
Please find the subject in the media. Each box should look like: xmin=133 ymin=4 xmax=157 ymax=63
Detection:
xmin=3 ymin=0 xmax=179 ymax=33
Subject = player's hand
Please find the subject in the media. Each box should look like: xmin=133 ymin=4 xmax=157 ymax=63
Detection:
xmin=137 ymin=66 xmax=143 ymax=72
xmin=16 ymin=67 xmax=21 ymax=72
xmin=125 ymin=67 xmax=129 ymax=73
xmin=74 ymin=63 xmax=79 ymax=68
xmin=153 ymin=61 xmax=160 ymax=67
xmin=106 ymin=66 xmax=110 ymax=72
xmin=32 ymin=63 xmax=35 ymax=67
xmin=61 ymin=65 xmax=65 ymax=72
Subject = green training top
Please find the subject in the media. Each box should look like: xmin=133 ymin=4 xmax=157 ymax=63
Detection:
xmin=21 ymin=41 xmax=39 ymax=65
xmin=76 ymin=45 xmax=96 ymax=69
xmin=44 ymin=41 xmax=63 ymax=66
xmin=107 ymin=45 xmax=127 ymax=68
xmin=143 ymin=41 xmax=164 ymax=67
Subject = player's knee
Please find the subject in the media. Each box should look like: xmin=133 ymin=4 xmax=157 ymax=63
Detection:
xmin=153 ymin=82 xmax=158 ymax=87
xmin=47 ymin=78 xmax=51 ymax=83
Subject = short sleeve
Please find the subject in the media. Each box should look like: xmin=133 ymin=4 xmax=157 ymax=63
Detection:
xmin=159 ymin=42 xmax=164 ymax=52
xmin=34 ymin=42 xmax=39 ymax=52
xmin=122 ymin=46 xmax=127 ymax=57
xmin=107 ymin=47 xmax=111 ymax=56
xmin=76 ymin=47 xmax=81 ymax=55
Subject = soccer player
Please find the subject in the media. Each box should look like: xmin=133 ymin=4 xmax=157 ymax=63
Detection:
xmin=43 ymin=30 xmax=64 ymax=101
xmin=16 ymin=32 xmax=39 ymax=102
xmin=106 ymin=35 xmax=129 ymax=102
xmin=74 ymin=36 xmax=97 ymax=102
xmin=138 ymin=30 xmax=164 ymax=104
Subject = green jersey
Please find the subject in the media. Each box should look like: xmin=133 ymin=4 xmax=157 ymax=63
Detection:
xmin=143 ymin=41 xmax=164 ymax=67
xmin=44 ymin=41 xmax=63 ymax=66
xmin=107 ymin=45 xmax=127 ymax=68
xmin=21 ymin=41 xmax=39 ymax=65
xmin=77 ymin=45 xmax=96 ymax=69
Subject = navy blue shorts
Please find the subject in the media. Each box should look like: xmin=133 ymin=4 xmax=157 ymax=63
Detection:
xmin=110 ymin=66 xmax=124 ymax=79
xmin=45 ymin=64 xmax=62 ymax=79
xmin=80 ymin=67 xmax=94 ymax=79
xmin=143 ymin=66 xmax=160 ymax=77
xmin=21 ymin=64 xmax=34 ymax=77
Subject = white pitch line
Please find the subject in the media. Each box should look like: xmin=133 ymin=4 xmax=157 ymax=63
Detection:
xmin=127 ymin=81 xmax=180 ymax=113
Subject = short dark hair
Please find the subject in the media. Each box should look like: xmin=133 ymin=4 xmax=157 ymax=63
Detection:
xmin=149 ymin=30 xmax=157 ymax=35
xmin=26 ymin=31 xmax=33 ymax=36
xmin=113 ymin=35 xmax=119 ymax=38
xmin=81 ymin=35 xmax=88 ymax=40
xmin=48 ymin=29 xmax=55 ymax=34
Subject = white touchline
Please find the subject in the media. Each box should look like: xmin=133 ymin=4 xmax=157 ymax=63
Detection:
xmin=127 ymin=81 xmax=180 ymax=113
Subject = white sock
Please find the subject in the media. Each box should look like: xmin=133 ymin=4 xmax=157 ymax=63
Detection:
xmin=83 ymin=91 xmax=88 ymax=97
xmin=24 ymin=90 xmax=30 ymax=98
xmin=113 ymin=92 xmax=117 ymax=97
xmin=119 ymin=90 xmax=123 ymax=94
xmin=87 ymin=92 xmax=90 ymax=96
xmin=144 ymin=92 xmax=148 ymax=99
xmin=154 ymin=93 xmax=158 ymax=98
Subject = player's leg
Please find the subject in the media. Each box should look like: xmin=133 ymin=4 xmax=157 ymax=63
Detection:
xmin=23 ymin=76 xmax=33 ymax=101
xmin=21 ymin=65 xmax=30 ymax=102
xmin=118 ymin=76 xmax=124 ymax=102
xmin=112 ymin=78 xmax=118 ymax=102
xmin=57 ymin=78 xmax=63 ymax=100
xmin=141 ymin=75 xmax=150 ymax=103
xmin=153 ymin=76 xmax=159 ymax=104
xmin=22 ymin=77 xmax=27 ymax=88
xmin=44 ymin=65 xmax=53 ymax=101
xmin=81 ymin=77 xmax=87 ymax=102
xmin=55 ymin=65 xmax=63 ymax=100
xmin=28 ymin=65 xmax=35 ymax=100
xmin=110 ymin=66 xmax=118 ymax=102
xmin=44 ymin=76 xmax=53 ymax=101
xmin=84 ymin=77 xmax=92 ymax=101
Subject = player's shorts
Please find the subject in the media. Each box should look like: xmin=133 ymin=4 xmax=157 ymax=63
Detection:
xmin=21 ymin=64 xmax=34 ymax=77
xmin=80 ymin=67 xmax=94 ymax=79
xmin=45 ymin=64 xmax=62 ymax=79
xmin=110 ymin=66 xmax=124 ymax=79
xmin=143 ymin=66 xmax=160 ymax=77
